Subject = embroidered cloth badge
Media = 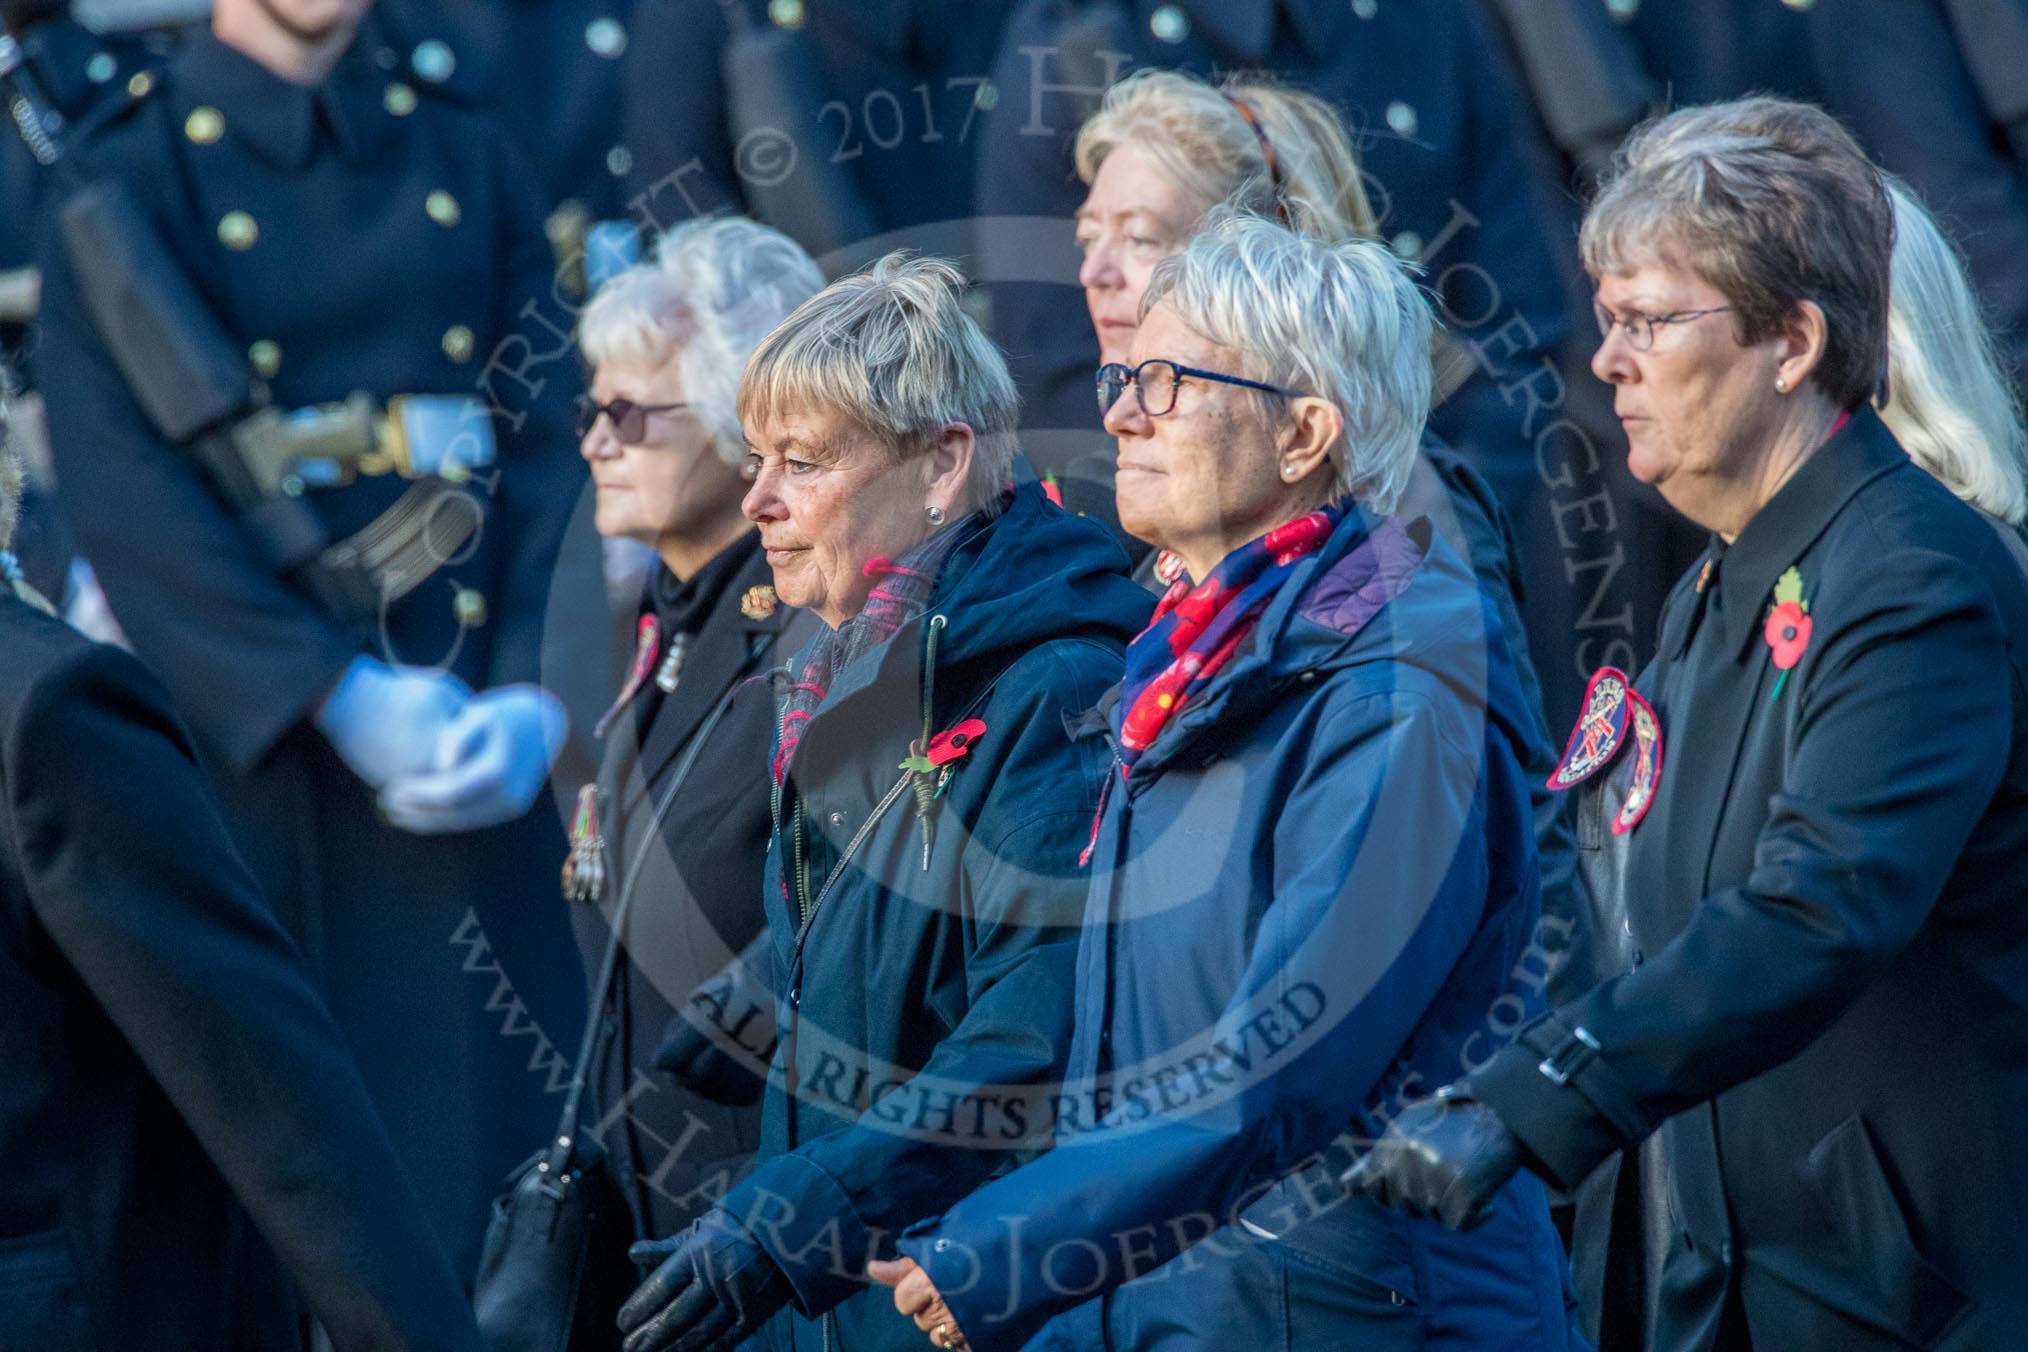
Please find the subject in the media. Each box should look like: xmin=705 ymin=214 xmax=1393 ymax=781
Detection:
xmin=1548 ymin=666 xmax=1633 ymax=790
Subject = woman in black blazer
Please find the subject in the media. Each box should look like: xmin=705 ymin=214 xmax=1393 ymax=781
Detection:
xmin=1350 ymin=97 xmax=2028 ymax=1351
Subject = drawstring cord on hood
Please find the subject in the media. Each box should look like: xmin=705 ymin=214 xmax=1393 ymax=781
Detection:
xmin=912 ymin=613 xmax=947 ymax=870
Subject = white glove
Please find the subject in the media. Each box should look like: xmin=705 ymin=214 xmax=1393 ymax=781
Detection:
xmin=314 ymin=656 xmax=473 ymax=791
xmin=377 ymin=684 xmax=567 ymax=835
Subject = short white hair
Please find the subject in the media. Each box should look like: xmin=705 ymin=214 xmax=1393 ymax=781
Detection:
xmin=1144 ymin=210 xmax=1430 ymax=515
xmin=578 ymin=216 xmax=823 ymax=463
xmin=738 ymin=252 xmax=1018 ymax=514
xmin=1881 ymin=181 xmax=2028 ymax=525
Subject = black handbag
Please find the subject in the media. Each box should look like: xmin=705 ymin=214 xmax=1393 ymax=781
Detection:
xmin=475 ymin=688 xmax=744 ymax=1351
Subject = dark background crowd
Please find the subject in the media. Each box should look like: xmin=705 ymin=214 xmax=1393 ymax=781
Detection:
xmin=3 ymin=3 xmax=2028 ymax=1351
xmin=6 ymin=0 xmax=2028 ymax=736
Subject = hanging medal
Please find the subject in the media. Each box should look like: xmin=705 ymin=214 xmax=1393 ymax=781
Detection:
xmin=655 ymin=632 xmax=691 ymax=694
xmin=560 ymin=782 xmax=608 ymax=902
xmin=594 ymin=613 xmax=661 ymax=738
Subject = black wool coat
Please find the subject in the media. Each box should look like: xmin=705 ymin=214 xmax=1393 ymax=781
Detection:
xmin=1479 ymin=409 xmax=2028 ymax=1350
xmin=0 ymin=594 xmax=485 ymax=1352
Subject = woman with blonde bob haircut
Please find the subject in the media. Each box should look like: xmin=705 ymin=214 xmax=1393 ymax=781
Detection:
xmin=616 ymin=253 xmax=1150 ymax=1352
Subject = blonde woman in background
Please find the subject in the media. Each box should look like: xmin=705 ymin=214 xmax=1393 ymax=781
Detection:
xmin=1881 ymin=180 xmax=2028 ymax=541
xmin=1068 ymin=66 xmax=1585 ymax=1024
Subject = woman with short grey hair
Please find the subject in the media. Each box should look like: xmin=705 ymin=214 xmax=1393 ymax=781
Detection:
xmin=616 ymin=252 xmax=1150 ymax=1352
xmin=562 ymin=215 xmax=821 ymax=1248
xmin=1350 ymin=96 xmax=2028 ymax=1352
xmin=873 ymin=212 xmax=1574 ymax=1352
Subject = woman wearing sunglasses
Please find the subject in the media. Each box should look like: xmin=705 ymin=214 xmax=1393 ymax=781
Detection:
xmin=566 ymin=216 xmax=823 ymax=1248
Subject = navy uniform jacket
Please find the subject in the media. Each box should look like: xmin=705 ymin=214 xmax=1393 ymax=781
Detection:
xmin=973 ymin=0 xmax=1573 ymax=512
xmin=1803 ymin=0 xmax=2028 ymax=397
xmin=373 ymin=0 xmax=636 ymax=223
xmin=32 ymin=23 xmax=590 ymax=1275
xmin=0 ymin=593 xmax=485 ymax=1352
xmin=618 ymin=0 xmax=1020 ymax=251
xmin=1477 ymin=410 xmax=2028 ymax=1350
xmin=571 ymin=533 xmax=803 ymax=1241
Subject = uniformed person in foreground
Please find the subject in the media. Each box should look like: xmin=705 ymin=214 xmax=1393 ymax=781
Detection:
xmin=1347 ymin=97 xmax=2028 ymax=1350
xmin=32 ymin=0 xmax=590 ymax=1275
xmin=0 ymin=439 xmax=488 ymax=1351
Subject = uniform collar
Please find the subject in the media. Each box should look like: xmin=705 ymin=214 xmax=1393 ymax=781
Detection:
xmin=174 ymin=23 xmax=399 ymax=171
xmin=1714 ymin=405 xmax=1907 ymax=659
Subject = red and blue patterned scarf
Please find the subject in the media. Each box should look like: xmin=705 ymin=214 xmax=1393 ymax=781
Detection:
xmin=1117 ymin=506 xmax=1342 ymax=775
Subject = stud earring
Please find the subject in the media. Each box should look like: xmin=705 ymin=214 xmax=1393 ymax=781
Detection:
xmin=926 ymin=504 xmax=946 ymax=525
xmin=1281 ymin=463 xmax=1299 ymax=479
xmin=1775 ymin=377 xmax=1789 ymax=393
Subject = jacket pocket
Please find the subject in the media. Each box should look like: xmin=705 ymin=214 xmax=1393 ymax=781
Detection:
xmin=0 ymin=1228 xmax=93 ymax=1351
xmin=1264 ymin=1195 xmax=1422 ymax=1311
xmin=1791 ymin=1115 xmax=1971 ymax=1348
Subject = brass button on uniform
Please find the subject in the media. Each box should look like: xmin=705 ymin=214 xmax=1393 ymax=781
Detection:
xmin=426 ymin=189 xmax=461 ymax=227
xmin=1385 ymin=101 xmax=1418 ymax=138
xmin=86 ymin=51 xmax=117 ymax=83
xmin=248 ymin=340 xmax=282 ymax=378
xmin=767 ymin=0 xmax=804 ymax=28
xmin=217 ymin=210 xmax=258 ymax=250
xmin=383 ymin=82 xmax=418 ymax=116
xmin=411 ymin=39 xmax=456 ymax=83
xmin=126 ymin=70 xmax=153 ymax=98
xmin=442 ymin=325 xmax=475 ymax=362
xmin=184 ymin=106 xmax=224 ymax=144
xmin=1352 ymin=0 xmax=1379 ymax=18
xmin=453 ymin=588 xmax=487 ymax=628
xmin=585 ymin=17 xmax=627 ymax=58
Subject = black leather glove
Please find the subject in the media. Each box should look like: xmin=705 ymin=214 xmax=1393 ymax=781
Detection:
xmin=618 ymin=1208 xmax=792 ymax=1352
xmin=651 ymin=1002 xmax=766 ymax=1107
xmin=1339 ymin=1087 xmax=1524 ymax=1231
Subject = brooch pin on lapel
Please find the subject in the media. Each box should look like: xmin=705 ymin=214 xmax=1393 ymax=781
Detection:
xmin=1763 ymin=566 xmax=1812 ymax=701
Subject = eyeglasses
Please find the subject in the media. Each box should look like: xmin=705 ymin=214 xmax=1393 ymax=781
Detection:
xmin=1592 ymin=302 xmax=1734 ymax=352
xmin=1095 ymin=359 xmax=1305 ymax=419
xmin=575 ymin=394 xmax=687 ymax=444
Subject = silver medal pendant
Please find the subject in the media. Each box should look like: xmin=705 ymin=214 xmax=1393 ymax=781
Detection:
xmin=654 ymin=633 xmax=690 ymax=694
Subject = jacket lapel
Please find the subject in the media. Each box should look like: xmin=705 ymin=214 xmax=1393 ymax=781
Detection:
xmin=621 ymin=550 xmax=785 ymax=811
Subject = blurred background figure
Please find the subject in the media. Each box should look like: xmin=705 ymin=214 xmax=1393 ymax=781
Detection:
xmin=29 ymin=0 xmax=593 ymax=1277
xmin=1880 ymin=179 xmax=2028 ymax=540
xmin=372 ymin=0 xmax=638 ymax=297
xmin=0 ymin=423 xmax=491 ymax=1352
xmin=618 ymin=0 xmax=1020 ymax=265
xmin=567 ymin=215 xmax=822 ymax=1246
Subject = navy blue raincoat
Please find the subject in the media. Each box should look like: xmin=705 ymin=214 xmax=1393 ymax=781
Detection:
xmin=897 ymin=506 xmax=1582 ymax=1351
xmin=720 ymin=484 xmax=1153 ymax=1352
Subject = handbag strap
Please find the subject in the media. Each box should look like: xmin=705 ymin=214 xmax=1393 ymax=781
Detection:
xmin=543 ymin=640 xmax=768 ymax=1170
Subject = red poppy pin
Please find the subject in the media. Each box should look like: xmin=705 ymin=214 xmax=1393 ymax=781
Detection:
xmin=1763 ymin=566 xmax=1812 ymax=700
xmin=900 ymin=719 xmax=987 ymax=797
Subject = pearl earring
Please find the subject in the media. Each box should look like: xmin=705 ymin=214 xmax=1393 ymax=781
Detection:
xmin=1775 ymin=377 xmax=1789 ymax=393
xmin=1282 ymin=463 xmax=1299 ymax=479
xmin=926 ymin=505 xmax=946 ymax=526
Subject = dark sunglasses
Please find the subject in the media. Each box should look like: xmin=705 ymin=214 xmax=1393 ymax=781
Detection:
xmin=1095 ymin=359 xmax=1305 ymax=419
xmin=575 ymin=394 xmax=688 ymax=444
